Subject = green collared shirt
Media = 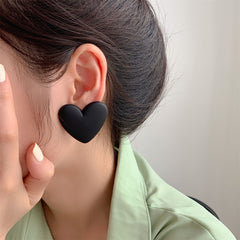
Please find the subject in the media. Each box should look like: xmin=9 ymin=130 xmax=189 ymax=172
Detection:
xmin=6 ymin=137 xmax=236 ymax=240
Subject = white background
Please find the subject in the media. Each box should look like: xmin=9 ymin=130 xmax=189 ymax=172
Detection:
xmin=131 ymin=0 xmax=240 ymax=238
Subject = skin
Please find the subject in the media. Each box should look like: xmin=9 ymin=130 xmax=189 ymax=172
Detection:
xmin=0 ymin=39 xmax=116 ymax=239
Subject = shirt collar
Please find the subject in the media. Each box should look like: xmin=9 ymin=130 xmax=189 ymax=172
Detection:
xmin=107 ymin=136 xmax=151 ymax=240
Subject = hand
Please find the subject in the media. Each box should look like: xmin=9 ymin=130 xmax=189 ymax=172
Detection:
xmin=0 ymin=64 xmax=54 ymax=239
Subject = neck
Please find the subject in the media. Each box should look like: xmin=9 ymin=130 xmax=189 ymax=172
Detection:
xmin=42 ymin=135 xmax=117 ymax=238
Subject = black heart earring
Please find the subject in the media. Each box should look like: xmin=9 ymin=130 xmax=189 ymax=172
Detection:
xmin=58 ymin=102 xmax=108 ymax=143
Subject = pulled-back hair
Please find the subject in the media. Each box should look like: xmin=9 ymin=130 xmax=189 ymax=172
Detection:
xmin=0 ymin=0 xmax=167 ymax=146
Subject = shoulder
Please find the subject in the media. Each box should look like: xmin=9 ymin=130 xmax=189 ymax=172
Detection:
xmin=133 ymin=151 xmax=236 ymax=240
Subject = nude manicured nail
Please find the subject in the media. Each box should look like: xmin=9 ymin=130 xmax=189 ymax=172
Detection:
xmin=0 ymin=64 xmax=6 ymax=83
xmin=33 ymin=143 xmax=44 ymax=162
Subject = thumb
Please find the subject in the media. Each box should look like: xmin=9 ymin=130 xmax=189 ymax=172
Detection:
xmin=24 ymin=143 xmax=55 ymax=207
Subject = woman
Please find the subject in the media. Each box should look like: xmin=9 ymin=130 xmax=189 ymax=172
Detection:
xmin=0 ymin=0 xmax=236 ymax=239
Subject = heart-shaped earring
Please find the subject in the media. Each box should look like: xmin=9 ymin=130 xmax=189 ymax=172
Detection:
xmin=58 ymin=102 xmax=108 ymax=143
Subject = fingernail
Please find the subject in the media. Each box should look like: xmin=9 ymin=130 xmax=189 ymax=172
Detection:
xmin=33 ymin=143 xmax=44 ymax=162
xmin=0 ymin=64 xmax=6 ymax=83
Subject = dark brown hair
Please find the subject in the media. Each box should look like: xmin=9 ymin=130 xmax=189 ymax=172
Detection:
xmin=0 ymin=0 xmax=167 ymax=146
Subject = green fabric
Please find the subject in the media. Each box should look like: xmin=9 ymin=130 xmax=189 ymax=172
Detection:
xmin=6 ymin=136 xmax=236 ymax=240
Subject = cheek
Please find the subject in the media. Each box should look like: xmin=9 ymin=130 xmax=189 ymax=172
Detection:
xmin=16 ymin=100 xmax=37 ymax=177
xmin=11 ymin=80 xmax=37 ymax=177
xmin=39 ymin=81 xmax=69 ymax=165
xmin=39 ymin=104 xmax=67 ymax=166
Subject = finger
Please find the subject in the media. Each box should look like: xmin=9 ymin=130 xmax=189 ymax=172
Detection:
xmin=0 ymin=64 xmax=19 ymax=172
xmin=24 ymin=143 xmax=54 ymax=207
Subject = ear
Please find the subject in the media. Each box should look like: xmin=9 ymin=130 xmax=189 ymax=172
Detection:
xmin=66 ymin=43 xmax=107 ymax=109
